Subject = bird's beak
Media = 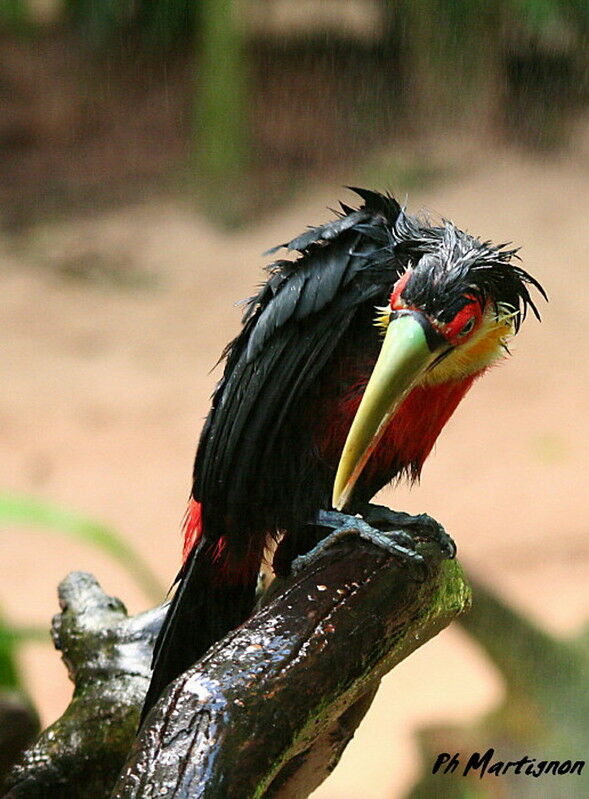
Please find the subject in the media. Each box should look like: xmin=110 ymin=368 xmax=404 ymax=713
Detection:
xmin=332 ymin=312 xmax=446 ymax=511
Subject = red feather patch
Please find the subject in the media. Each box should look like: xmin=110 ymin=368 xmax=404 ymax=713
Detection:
xmin=317 ymin=371 xmax=482 ymax=486
xmin=181 ymin=497 xmax=263 ymax=585
xmin=182 ymin=498 xmax=202 ymax=564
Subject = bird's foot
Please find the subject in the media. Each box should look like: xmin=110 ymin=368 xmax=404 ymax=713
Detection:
xmin=291 ymin=507 xmax=454 ymax=578
xmin=355 ymin=502 xmax=456 ymax=559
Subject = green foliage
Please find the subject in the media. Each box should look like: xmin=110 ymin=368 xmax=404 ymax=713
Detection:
xmin=0 ymin=607 xmax=23 ymax=691
xmin=62 ymin=0 xmax=198 ymax=50
xmin=53 ymin=0 xmax=587 ymax=49
xmin=63 ymin=0 xmax=126 ymax=46
xmin=0 ymin=616 xmax=48 ymax=692
xmin=509 ymin=0 xmax=588 ymax=36
xmin=134 ymin=0 xmax=198 ymax=51
xmin=0 ymin=492 xmax=164 ymax=603
xmin=0 ymin=0 xmax=31 ymax=31
xmin=508 ymin=0 xmax=564 ymax=31
xmin=1 ymin=0 xmax=586 ymax=53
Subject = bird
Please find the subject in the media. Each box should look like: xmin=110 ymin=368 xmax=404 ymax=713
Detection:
xmin=142 ymin=188 xmax=545 ymax=719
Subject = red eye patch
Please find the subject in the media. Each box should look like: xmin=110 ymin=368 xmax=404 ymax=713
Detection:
xmin=443 ymin=298 xmax=483 ymax=342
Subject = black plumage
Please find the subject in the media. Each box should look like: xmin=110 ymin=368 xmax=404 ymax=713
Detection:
xmin=193 ymin=190 xmax=405 ymax=549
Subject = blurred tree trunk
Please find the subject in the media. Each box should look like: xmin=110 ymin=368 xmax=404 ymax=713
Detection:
xmin=398 ymin=0 xmax=504 ymax=136
xmin=194 ymin=0 xmax=249 ymax=216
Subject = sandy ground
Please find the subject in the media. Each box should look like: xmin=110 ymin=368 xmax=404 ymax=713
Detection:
xmin=2 ymin=142 xmax=589 ymax=797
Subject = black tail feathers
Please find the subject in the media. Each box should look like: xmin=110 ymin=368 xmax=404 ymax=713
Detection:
xmin=140 ymin=540 xmax=257 ymax=724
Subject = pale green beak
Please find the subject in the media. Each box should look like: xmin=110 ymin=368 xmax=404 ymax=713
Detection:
xmin=332 ymin=313 xmax=443 ymax=511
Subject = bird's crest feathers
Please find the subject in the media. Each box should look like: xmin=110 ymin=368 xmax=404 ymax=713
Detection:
xmin=247 ymin=189 xmax=546 ymax=350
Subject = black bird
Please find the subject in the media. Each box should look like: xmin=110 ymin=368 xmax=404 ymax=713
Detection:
xmin=142 ymin=188 xmax=545 ymax=719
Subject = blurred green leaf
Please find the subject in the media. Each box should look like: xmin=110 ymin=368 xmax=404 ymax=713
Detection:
xmin=0 ymin=493 xmax=164 ymax=603
xmin=0 ymin=608 xmax=22 ymax=691
xmin=0 ymin=610 xmax=47 ymax=692
xmin=0 ymin=626 xmax=49 ymax=646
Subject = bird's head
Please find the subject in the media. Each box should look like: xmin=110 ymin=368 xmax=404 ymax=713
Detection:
xmin=332 ymin=219 xmax=547 ymax=511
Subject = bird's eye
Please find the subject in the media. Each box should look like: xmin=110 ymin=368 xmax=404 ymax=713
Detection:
xmin=458 ymin=317 xmax=476 ymax=337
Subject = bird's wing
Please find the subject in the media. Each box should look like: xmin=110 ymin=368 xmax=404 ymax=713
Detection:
xmin=193 ymin=190 xmax=403 ymax=544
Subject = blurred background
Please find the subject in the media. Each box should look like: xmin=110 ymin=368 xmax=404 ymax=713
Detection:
xmin=1 ymin=1 xmax=589 ymax=797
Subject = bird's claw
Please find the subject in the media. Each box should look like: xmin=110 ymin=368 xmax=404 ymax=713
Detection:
xmin=291 ymin=513 xmax=426 ymax=578
xmin=353 ymin=503 xmax=456 ymax=560
xmin=291 ymin=506 xmax=454 ymax=580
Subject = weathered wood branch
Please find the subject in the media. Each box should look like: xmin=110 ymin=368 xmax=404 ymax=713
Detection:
xmin=4 ymin=524 xmax=470 ymax=799
xmin=4 ymin=574 xmax=166 ymax=799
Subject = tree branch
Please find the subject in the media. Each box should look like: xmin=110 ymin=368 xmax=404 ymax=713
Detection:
xmin=4 ymin=573 xmax=166 ymax=799
xmin=4 ymin=524 xmax=470 ymax=799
